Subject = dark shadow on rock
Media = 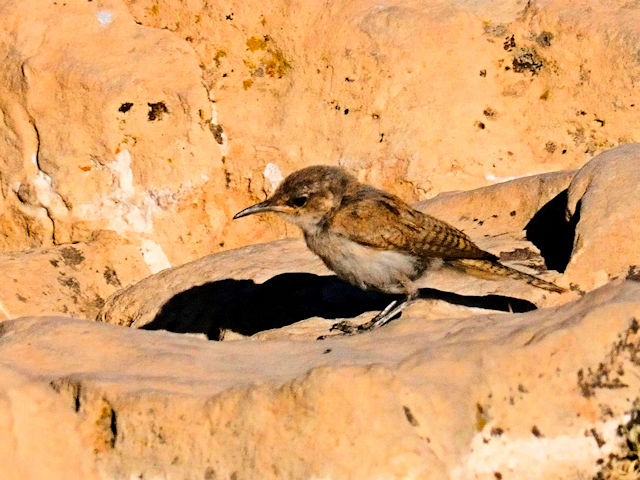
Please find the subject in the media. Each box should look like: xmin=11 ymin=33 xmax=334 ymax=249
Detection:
xmin=417 ymin=288 xmax=536 ymax=314
xmin=525 ymin=189 xmax=580 ymax=272
xmin=143 ymin=273 xmax=536 ymax=340
xmin=144 ymin=274 xmax=393 ymax=340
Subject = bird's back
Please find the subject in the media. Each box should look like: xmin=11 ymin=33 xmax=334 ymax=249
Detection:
xmin=325 ymin=185 xmax=495 ymax=261
xmin=323 ymin=185 xmax=564 ymax=293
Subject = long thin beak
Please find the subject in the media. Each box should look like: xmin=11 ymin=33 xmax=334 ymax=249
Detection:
xmin=233 ymin=200 xmax=285 ymax=219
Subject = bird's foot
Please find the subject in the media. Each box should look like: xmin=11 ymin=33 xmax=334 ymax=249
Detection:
xmin=322 ymin=300 xmax=407 ymax=338
xmin=325 ymin=318 xmax=378 ymax=337
xmin=318 ymin=296 xmax=415 ymax=339
xmin=316 ymin=320 xmax=359 ymax=339
xmin=329 ymin=320 xmax=361 ymax=335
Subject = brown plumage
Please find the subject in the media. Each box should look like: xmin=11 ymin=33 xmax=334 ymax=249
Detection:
xmin=234 ymin=165 xmax=564 ymax=331
xmin=328 ymin=186 xmax=494 ymax=260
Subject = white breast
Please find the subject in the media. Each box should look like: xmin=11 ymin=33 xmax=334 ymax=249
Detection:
xmin=305 ymin=232 xmax=425 ymax=294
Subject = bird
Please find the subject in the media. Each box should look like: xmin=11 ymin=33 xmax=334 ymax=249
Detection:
xmin=233 ymin=165 xmax=564 ymax=333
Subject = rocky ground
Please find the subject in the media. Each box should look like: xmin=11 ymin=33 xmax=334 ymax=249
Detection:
xmin=1 ymin=0 xmax=640 ymax=479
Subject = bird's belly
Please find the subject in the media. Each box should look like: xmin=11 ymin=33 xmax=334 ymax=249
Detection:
xmin=306 ymin=234 xmax=425 ymax=294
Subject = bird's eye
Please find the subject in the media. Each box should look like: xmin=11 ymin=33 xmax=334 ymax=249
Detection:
xmin=292 ymin=196 xmax=308 ymax=207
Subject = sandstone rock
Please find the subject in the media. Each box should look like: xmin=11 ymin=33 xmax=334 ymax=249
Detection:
xmin=417 ymin=169 xmax=578 ymax=280
xmin=3 ymin=0 xmax=640 ymax=261
xmin=0 ymin=232 xmax=150 ymax=321
xmin=251 ymin=299 xmax=505 ymax=342
xmin=98 ymin=238 xmax=327 ymax=334
xmin=0 ymin=367 xmax=98 ymax=480
xmin=2 ymin=279 xmax=640 ymax=479
xmin=564 ymin=143 xmax=640 ymax=290
xmin=125 ymin=0 xmax=640 ymax=249
xmin=417 ymin=170 xmax=576 ymax=239
xmin=98 ymin=170 xmax=574 ymax=338
xmin=2 ymin=1 xmax=640 ymax=478
xmin=0 ymin=0 xmax=227 ymax=266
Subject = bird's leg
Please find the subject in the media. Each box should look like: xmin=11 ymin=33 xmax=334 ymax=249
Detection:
xmin=329 ymin=299 xmax=399 ymax=334
xmin=329 ymin=318 xmax=369 ymax=334
xmin=363 ymin=299 xmax=400 ymax=328
xmin=359 ymin=294 xmax=415 ymax=331
xmin=360 ymin=282 xmax=419 ymax=331
xmin=330 ymin=285 xmax=418 ymax=335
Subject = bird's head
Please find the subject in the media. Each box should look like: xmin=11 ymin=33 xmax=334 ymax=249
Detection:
xmin=233 ymin=165 xmax=357 ymax=232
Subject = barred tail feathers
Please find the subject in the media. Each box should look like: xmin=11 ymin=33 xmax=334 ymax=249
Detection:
xmin=447 ymin=258 xmax=565 ymax=293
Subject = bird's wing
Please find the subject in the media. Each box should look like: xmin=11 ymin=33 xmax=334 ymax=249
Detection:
xmin=327 ymin=188 xmax=495 ymax=260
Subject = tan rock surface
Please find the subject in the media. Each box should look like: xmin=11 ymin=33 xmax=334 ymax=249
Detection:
xmin=98 ymin=169 xmax=575 ymax=338
xmin=2 ymin=279 xmax=640 ymax=479
xmin=0 ymin=232 xmax=150 ymax=321
xmin=0 ymin=368 xmax=98 ymax=480
xmin=125 ymin=0 xmax=640 ymax=249
xmin=564 ymin=143 xmax=640 ymax=290
xmin=80 ymin=144 xmax=638 ymax=479
xmin=0 ymin=0 xmax=227 ymax=266
xmin=417 ymin=169 xmax=576 ymax=240
xmin=2 ymin=0 xmax=640 ymax=477
xmin=3 ymin=0 xmax=640 ymax=261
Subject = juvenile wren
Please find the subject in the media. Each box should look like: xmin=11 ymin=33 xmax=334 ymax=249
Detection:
xmin=234 ymin=165 xmax=563 ymax=332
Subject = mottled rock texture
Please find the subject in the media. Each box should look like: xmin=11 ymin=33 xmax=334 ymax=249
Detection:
xmin=564 ymin=143 xmax=640 ymax=290
xmin=2 ymin=0 xmax=640 ymax=479
xmin=0 ymin=232 xmax=149 ymax=321
xmin=0 ymin=0 xmax=225 ymax=267
xmin=2 ymin=0 xmax=640 ymax=266
xmin=3 ymin=280 xmax=640 ymax=479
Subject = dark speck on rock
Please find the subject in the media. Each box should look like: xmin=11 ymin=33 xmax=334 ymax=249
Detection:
xmin=483 ymin=107 xmax=497 ymax=119
xmin=148 ymin=102 xmax=168 ymax=121
xmin=204 ymin=467 xmax=216 ymax=480
xmin=503 ymin=34 xmax=516 ymax=51
xmin=627 ymin=265 xmax=640 ymax=282
xmin=57 ymin=275 xmax=81 ymax=295
xmin=403 ymin=406 xmax=419 ymax=427
xmin=60 ymin=247 xmax=85 ymax=267
xmin=536 ymin=31 xmax=554 ymax=47
xmin=512 ymin=47 xmax=544 ymax=75
xmin=104 ymin=267 xmax=122 ymax=288
xmin=209 ymin=123 xmax=224 ymax=144
xmin=91 ymin=294 xmax=105 ymax=309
